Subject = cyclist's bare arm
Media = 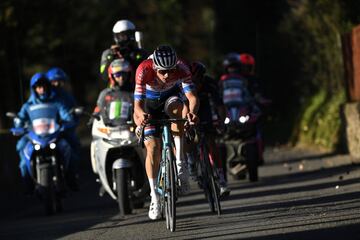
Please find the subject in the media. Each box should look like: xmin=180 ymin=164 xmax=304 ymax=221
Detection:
xmin=134 ymin=100 xmax=149 ymax=126
xmin=185 ymin=91 xmax=199 ymax=114
xmin=184 ymin=91 xmax=199 ymax=124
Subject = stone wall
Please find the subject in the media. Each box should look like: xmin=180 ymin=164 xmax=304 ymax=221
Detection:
xmin=344 ymin=102 xmax=360 ymax=159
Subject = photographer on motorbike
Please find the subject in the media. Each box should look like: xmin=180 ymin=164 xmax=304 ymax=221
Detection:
xmin=14 ymin=73 xmax=77 ymax=193
xmin=185 ymin=61 xmax=230 ymax=196
xmin=133 ymin=45 xmax=199 ymax=220
xmin=100 ymin=19 xmax=148 ymax=84
xmin=46 ymin=67 xmax=81 ymax=189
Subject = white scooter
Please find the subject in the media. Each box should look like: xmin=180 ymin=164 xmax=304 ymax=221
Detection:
xmin=90 ymin=111 xmax=148 ymax=215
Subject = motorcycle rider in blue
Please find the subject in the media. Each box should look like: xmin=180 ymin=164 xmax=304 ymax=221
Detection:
xmin=15 ymin=73 xmax=76 ymax=193
xmin=46 ymin=67 xmax=81 ymax=190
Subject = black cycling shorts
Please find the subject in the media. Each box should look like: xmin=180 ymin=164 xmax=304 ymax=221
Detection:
xmin=144 ymin=95 xmax=183 ymax=139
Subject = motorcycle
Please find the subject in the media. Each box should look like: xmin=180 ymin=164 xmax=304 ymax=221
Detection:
xmin=89 ymin=99 xmax=148 ymax=216
xmin=7 ymin=103 xmax=73 ymax=215
xmin=222 ymin=103 xmax=261 ymax=182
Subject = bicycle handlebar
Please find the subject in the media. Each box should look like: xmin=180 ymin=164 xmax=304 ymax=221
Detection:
xmin=137 ymin=118 xmax=188 ymax=148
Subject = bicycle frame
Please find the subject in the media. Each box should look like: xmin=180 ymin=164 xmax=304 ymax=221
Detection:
xmin=140 ymin=118 xmax=186 ymax=232
xmin=156 ymin=124 xmax=177 ymax=197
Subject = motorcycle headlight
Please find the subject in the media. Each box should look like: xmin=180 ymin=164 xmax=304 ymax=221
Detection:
xmin=34 ymin=144 xmax=41 ymax=151
xmin=239 ymin=115 xmax=249 ymax=123
xmin=224 ymin=117 xmax=230 ymax=124
xmin=49 ymin=143 xmax=56 ymax=149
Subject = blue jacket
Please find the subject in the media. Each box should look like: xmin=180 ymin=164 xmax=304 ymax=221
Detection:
xmin=16 ymin=73 xmax=75 ymax=130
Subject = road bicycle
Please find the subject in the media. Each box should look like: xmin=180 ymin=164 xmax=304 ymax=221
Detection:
xmin=192 ymin=124 xmax=222 ymax=216
xmin=139 ymin=118 xmax=187 ymax=232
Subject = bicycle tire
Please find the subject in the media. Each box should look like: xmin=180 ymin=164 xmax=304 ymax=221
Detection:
xmin=165 ymin=147 xmax=176 ymax=232
xmin=208 ymin=166 xmax=222 ymax=216
xmin=200 ymin=158 xmax=215 ymax=212
xmin=203 ymin=145 xmax=222 ymax=216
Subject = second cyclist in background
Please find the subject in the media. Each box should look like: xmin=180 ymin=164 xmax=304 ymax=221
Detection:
xmin=187 ymin=62 xmax=230 ymax=197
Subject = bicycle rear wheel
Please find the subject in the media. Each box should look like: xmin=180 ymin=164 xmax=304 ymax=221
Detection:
xmin=164 ymin=147 xmax=176 ymax=232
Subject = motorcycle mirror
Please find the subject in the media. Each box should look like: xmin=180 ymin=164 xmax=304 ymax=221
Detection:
xmin=6 ymin=112 xmax=17 ymax=119
xmin=135 ymin=31 xmax=143 ymax=48
xmin=73 ymin=107 xmax=84 ymax=115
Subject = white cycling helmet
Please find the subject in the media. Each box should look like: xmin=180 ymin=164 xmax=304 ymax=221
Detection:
xmin=112 ymin=20 xmax=136 ymax=45
xmin=153 ymin=45 xmax=177 ymax=70
xmin=112 ymin=20 xmax=136 ymax=33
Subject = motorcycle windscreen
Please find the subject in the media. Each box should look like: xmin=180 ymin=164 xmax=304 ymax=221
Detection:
xmin=106 ymin=100 xmax=132 ymax=126
xmin=27 ymin=103 xmax=60 ymax=136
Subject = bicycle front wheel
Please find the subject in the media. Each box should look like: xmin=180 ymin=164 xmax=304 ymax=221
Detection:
xmin=164 ymin=147 xmax=176 ymax=232
xmin=208 ymin=166 xmax=222 ymax=216
xmin=203 ymin=146 xmax=222 ymax=216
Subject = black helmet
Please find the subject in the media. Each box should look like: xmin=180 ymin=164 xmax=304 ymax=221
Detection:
xmin=223 ymin=52 xmax=241 ymax=72
xmin=153 ymin=45 xmax=177 ymax=70
xmin=190 ymin=61 xmax=206 ymax=82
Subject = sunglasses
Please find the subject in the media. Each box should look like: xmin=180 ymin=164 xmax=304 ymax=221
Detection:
xmin=157 ymin=68 xmax=176 ymax=75
xmin=113 ymin=72 xmax=127 ymax=78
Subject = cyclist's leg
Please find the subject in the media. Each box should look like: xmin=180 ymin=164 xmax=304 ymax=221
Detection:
xmin=206 ymin=133 xmax=230 ymax=196
xmin=144 ymin=134 xmax=162 ymax=220
xmin=144 ymin=99 xmax=163 ymax=220
xmin=144 ymin=136 xmax=161 ymax=196
xmin=165 ymin=96 xmax=190 ymax=194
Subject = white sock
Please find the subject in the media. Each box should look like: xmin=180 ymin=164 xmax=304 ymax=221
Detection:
xmin=148 ymin=178 xmax=158 ymax=202
xmin=174 ymin=135 xmax=184 ymax=169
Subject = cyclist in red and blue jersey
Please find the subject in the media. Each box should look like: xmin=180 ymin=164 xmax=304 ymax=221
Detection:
xmin=133 ymin=45 xmax=199 ymax=220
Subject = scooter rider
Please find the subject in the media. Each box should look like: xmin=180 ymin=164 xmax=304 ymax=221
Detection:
xmin=93 ymin=58 xmax=133 ymax=122
xmin=100 ymin=19 xmax=148 ymax=83
xmin=14 ymin=73 xmax=76 ymax=193
xmin=92 ymin=58 xmax=148 ymax=203
xmin=46 ymin=67 xmax=81 ymax=190
xmin=133 ymin=45 xmax=199 ymax=220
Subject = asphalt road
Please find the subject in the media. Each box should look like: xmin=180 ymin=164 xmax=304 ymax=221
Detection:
xmin=2 ymin=146 xmax=360 ymax=240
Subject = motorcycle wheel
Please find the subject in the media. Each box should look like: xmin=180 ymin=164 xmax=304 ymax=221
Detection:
xmin=244 ymin=143 xmax=259 ymax=182
xmin=115 ymin=168 xmax=131 ymax=215
xmin=39 ymin=166 xmax=55 ymax=215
